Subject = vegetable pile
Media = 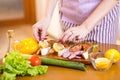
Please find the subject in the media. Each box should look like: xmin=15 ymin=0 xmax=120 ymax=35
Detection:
xmin=0 ymin=50 xmax=48 ymax=80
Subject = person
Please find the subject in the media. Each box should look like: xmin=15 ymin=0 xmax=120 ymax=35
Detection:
xmin=33 ymin=0 xmax=120 ymax=44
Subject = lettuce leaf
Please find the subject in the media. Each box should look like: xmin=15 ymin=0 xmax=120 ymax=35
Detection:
xmin=1 ymin=72 xmax=16 ymax=80
xmin=27 ymin=66 xmax=48 ymax=76
xmin=4 ymin=50 xmax=30 ymax=76
xmin=0 ymin=50 xmax=48 ymax=80
xmin=0 ymin=65 xmax=3 ymax=73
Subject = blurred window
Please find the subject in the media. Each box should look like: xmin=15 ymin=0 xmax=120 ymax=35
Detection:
xmin=0 ymin=0 xmax=24 ymax=20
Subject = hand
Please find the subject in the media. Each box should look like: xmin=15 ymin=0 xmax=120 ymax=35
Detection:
xmin=60 ymin=26 xmax=90 ymax=42
xmin=33 ymin=19 xmax=49 ymax=41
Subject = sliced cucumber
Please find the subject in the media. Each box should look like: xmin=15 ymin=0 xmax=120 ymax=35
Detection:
xmin=41 ymin=57 xmax=87 ymax=71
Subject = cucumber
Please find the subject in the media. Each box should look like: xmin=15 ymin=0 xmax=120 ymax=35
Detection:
xmin=21 ymin=54 xmax=87 ymax=71
xmin=41 ymin=57 xmax=87 ymax=71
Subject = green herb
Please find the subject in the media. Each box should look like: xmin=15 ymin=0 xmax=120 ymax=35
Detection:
xmin=92 ymin=44 xmax=99 ymax=52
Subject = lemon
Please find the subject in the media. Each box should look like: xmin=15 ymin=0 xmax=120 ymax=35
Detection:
xmin=95 ymin=58 xmax=111 ymax=69
xmin=39 ymin=40 xmax=50 ymax=48
xmin=104 ymin=49 xmax=120 ymax=63
xmin=53 ymin=43 xmax=65 ymax=52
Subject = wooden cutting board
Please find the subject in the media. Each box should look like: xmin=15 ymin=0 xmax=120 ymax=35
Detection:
xmin=41 ymin=55 xmax=91 ymax=64
xmin=38 ymin=42 xmax=98 ymax=64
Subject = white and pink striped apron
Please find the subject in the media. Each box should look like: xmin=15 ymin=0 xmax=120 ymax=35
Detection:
xmin=59 ymin=0 xmax=120 ymax=44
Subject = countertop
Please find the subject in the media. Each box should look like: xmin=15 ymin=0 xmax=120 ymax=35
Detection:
xmin=17 ymin=43 xmax=120 ymax=80
xmin=0 ymin=43 xmax=120 ymax=80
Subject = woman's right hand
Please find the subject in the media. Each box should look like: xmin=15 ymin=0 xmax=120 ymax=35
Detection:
xmin=33 ymin=19 xmax=49 ymax=42
xmin=33 ymin=0 xmax=58 ymax=42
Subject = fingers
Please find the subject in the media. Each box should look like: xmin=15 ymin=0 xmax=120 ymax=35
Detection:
xmin=60 ymin=30 xmax=86 ymax=43
xmin=41 ymin=29 xmax=47 ymax=41
xmin=33 ymin=24 xmax=47 ymax=41
xmin=60 ymin=30 xmax=75 ymax=42
xmin=61 ymin=31 xmax=73 ymax=42
xmin=33 ymin=26 xmax=40 ymax=42
xmin=67 ymin=32 xmax=76 ymax=41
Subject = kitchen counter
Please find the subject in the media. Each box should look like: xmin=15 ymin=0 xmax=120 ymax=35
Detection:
xmin=1 ymin=43 xmax=120 ymax=80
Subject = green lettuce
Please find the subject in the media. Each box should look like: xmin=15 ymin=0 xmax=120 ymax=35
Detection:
xmin=0 ymin=65 xmax=3 ymax=73
xmin=0 ymin=50 xmax=48 ymax=80
xmin=27 ymin=66 xmax=48 ymax=76
xmin=1 ymin=72 xmax=16 ymax=80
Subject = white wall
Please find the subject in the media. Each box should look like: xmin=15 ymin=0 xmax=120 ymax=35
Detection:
xmin=35 ymin=0 xmax=46 ymax=21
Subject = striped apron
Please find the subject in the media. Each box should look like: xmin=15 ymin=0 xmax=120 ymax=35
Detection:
xmin=59 ymin=0 xmax=120 ymax=44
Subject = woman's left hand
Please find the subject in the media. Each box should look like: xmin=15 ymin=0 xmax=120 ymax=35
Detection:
xmin=60 ymin=26 xmax=90 ymax=43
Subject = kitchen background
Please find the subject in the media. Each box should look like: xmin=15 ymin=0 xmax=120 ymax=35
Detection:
xmin=0 ymin=0 xmax=24 ymax=20
xmin=0 ymin=0 xmax=120 ymax=39
xmin=0 ymin=0 xmax=120 ymax=58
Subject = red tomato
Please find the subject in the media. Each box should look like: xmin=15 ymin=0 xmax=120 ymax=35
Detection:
xmin=29 ymin=55 xmax=41 ymax=66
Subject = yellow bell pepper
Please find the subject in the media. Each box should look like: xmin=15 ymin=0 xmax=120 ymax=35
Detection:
xmin=13 ymin=38 xmax=39 ymax=54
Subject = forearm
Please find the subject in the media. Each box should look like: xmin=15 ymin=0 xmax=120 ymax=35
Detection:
xmin=80 ymin=0 xmax=119 ymax=32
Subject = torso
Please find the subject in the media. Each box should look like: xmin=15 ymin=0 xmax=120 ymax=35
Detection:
xmin=59 ymin=0 xmax=120 ymax=44
xmin=59 ymin=0 xmax=102 ymax=24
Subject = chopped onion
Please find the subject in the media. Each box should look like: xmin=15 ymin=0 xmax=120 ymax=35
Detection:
xmin=41 ymin=47 xmax=51 ymax=55
xmin=82 ymin=51 xmax=89 ymax=59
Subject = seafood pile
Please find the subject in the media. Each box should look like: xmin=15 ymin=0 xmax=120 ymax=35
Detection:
xmin=58 ymin=44 xmax=90 ymax=59
xmin=37 ymin=40 xmax=93 ymax=60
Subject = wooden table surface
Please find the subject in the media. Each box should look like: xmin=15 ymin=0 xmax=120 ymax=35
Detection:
xmin=1 ymin=43 xmax=120 ymax=80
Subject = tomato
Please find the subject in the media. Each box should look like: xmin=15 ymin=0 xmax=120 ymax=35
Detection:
xmin=29 ymin=55 xmax=41 ymax=66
